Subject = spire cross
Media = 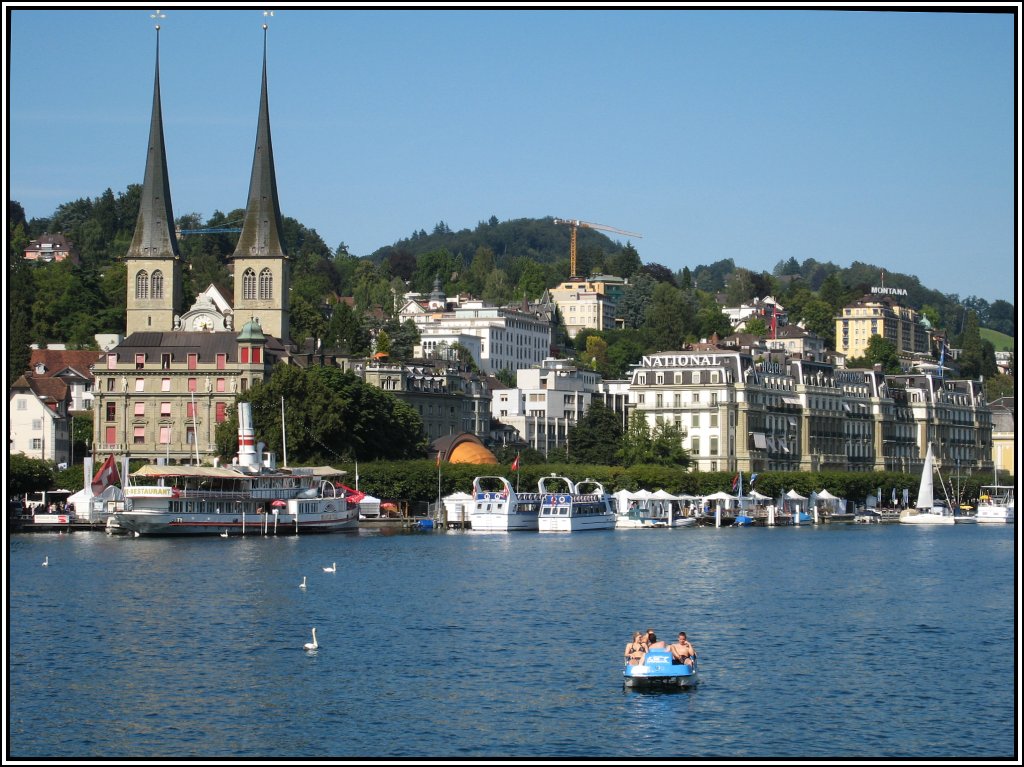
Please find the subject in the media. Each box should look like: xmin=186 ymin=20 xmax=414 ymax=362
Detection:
xmin=151 ymin=9 xmax=165 ymax=29
xmin=263 ymin=10 xmax=274 ymax=29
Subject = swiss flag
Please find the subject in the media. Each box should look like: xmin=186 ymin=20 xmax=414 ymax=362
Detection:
xmin=91 ymin=455 xmax=121 ymax=496
xmin=510 ymin=454 xmax=520 ymax=472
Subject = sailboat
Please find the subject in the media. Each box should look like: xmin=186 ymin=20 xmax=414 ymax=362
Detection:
xmin=899 ymin=443 xmax=955 ymax=525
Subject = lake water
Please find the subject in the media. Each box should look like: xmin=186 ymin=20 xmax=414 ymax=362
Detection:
xmin=7 ymin=523 xmax=1017 ymax=760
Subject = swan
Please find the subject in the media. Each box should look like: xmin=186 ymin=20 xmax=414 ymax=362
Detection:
xmin=220 ymin=530 xmax=229 ymax=538
xmin=303 ymin=627 xmax=318 ymax=651
xmin=299 ymin=576 xmax=307 ymax=590
xmin=42 ymin=556 xmax=49 ymax=567
xmin=323 ymin=562 xmax=336 ymax=573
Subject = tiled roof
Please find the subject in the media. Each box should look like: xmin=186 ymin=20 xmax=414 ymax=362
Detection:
xmin=110 ymin=331 xmax=288 ymax=359
xmin=29 ymin=349 xmax=103 ymax=380
xmin=10 ymin=373 xmax=69 ymax=403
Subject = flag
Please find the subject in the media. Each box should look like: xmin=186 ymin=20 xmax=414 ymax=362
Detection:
xmin=730 ymin=473 xmax=739 ymax=492
xmin=938 ymin=339 xmax=946 ymax=379
xmin=749 ymin=473 xmax=759 ymax=488
xmin=511 ymin=454 xmax=520 ymax=472
xmin=891 ymin=487 xmax=897 ymax=505
xmin=91 ymin=454 xmax=120 ymax=496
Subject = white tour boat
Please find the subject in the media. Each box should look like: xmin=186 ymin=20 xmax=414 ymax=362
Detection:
xmin=113 ymin=403 xmax=358 ymax=536
xmin=538 ymin=475 xmax=616 ymax=532
xmin=976 ymin=485 xmax=1015 ymax=524
xmin=468 ymin=475 xmax=542 ymax=531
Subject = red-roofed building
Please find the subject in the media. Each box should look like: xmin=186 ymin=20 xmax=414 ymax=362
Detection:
xmin=10 ymin=373 xmax=72 ymax=466
xmin=24 ymin=234 xmax=80 ymax=265
xmin=29 ymin=349 xmax=101 ymax=412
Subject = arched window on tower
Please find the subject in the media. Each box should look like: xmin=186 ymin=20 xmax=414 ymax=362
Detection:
xmin=135 ymin=270 xmax=149 ymax=300
xmin=259 ymin=268 xmax=273 ymax=301
xmin=151 ymin=270 xmax=163 ymax=299
xmin=243 ymin=268 xmax=257 ymax=301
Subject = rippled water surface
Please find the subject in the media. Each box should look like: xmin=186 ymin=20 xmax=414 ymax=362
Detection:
xmin=8 ymin=523 xmax=1016 ymax=759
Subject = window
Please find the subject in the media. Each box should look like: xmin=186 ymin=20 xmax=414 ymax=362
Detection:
xmin=188 ymin=378 xmax=197 ymax=392
xmin=252 ymin=348 xmax=262 ymax=364
xmin=161 ymin=353 xmax=171 ymax=370
xmin=216 ymin=378 xmax=225 ymax=393
xmin=240 ymin=378 xmax=247 ymax=392
xmin=17 ymin=399 xmax=27 ymax=411
xmin=135 ymin=354 xmax=145 ymax=370
xmin=133 ymin=426 xmax=146 ymax=444
xmin=31 ymin=438 xmax=42 ymax=450
xmin=186 ymin=427 xmax=196 ymax=445
xmin=151 ymin=269 xmax=164 ymax=299
xmin=216 ymin=353 xmax=226 ymax=370
xmin=691 ymin=437 xmax=700 ymax=454
xmin=105 ymin=426 xmax=117 ymax=445
xmin=161 ymin=378 xmax=171 ymax=392
xmin=242 ymin=268 xmax=257 ymax=300
xmin=106 ymin=377 xmax=115 ymax=392
xmin=186 ymin=402 xmax=196 ymax=419
xmin=135 ymin=270 xmax=149 ymax=299
xmin=135 ymin=378 xmax=145 ymax=392
xmin=187 ymin=353 xmax=198 ymax=370
xmin=160 ymin=402 xmax=171 ymax=417
xmin=107 ymin=353 xmax=117 ymax=370
xmin=106 ymin=402 xmax=116 ymax=422
xmin=259 ymin=268 xmax=273 ymax=300
xmin=240 ymin=347 xmax=250 ymax=364
xmin=216 ymin=402 xmax=226 ymax=423
xmin=691 ymin=413 xmax=700 ymax=428
xmin=710 ymin=436 xmax=719 ymax=456
xmin=159 ymin=426 xmax=171 ymax=444
xmin=710 ymin=413 xmax=718 ymax=428
xmin=692 ymin=392 xmax=700 ymax=403
xmin=32 ymin=418 xmax=42 ymax=430
xmin=134 ymin=402 xmax=145 ymax=417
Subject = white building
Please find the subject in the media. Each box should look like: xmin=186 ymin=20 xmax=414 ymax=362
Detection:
xmin=10 ymin=374 xmax=71 ymax=466
xmin=490 ymin=358 xmax=602 ymax=457
xmin=400 ymin=297 xmax=551 ymax=375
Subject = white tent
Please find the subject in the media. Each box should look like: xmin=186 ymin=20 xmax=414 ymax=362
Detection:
xmin=358 ymin=493 xmax=382 ymax=519
xmin=785 ymin=489 xmax=807 ymax=500
xmin=747 ymin=490 xmax=772 ymax=501
xmin=441 ymin=491 xmax=473 ymax=525
xmin=703 ymin=491 xmax=736 ymax=501
xmin=816 ymin=489 xmax=841 ymax=501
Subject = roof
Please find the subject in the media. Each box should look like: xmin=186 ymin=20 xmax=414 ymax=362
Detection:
xmin=29 ymin=349 xmax=102 ymax=380
xmin=110 ymin=330 xmax=288 ymax=358
xmin=10 ymin=374 xmax=69 ymax=404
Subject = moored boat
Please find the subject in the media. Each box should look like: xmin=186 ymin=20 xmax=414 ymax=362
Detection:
xmin=538 ymin=475 xmax=616 ymax=532
xmin=623 ymin=648 xmax=699 ymax=689
xmin=900 ymin=443 xmax=955 ymax=525
xmin=113 ymin=403 xmax=357 ymax=536
xmin=976 ymin=485 xmax=1015 ymax=524
xmin=468 ymin=476 xmax=542 ymax=531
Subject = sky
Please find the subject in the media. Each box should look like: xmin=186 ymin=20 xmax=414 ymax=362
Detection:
xmin=5 ymin=4 xmax=1020 ymax=304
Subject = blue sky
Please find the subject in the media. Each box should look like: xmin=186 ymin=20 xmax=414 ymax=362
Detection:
xmin=6 ymin=5 xmax=1019 ymax=304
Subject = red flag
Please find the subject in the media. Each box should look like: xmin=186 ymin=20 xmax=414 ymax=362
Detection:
xmin=91 ymin=455 xmax=120 ymax=496
xmin=730 ymin=473 xmax=739 ymax=493
xmin=511 ymin=454 xmax=520 ymax=472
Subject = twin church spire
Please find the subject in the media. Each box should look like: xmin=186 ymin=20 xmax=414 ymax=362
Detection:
xmin=125 ymin=23 xmax=290 ymax=342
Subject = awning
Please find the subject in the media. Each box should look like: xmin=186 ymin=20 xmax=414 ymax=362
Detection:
xmin=752 ymin=433 xmax=768 ymax=449
xmin=843 ymin=402 xmax=852 ymax=412
xmin=782 ymin=395 xmax=801 ymax=405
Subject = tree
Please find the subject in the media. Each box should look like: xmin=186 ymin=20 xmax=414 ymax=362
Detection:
xmin=374 ymin=328 xmax=392 ymax=357
xmin=649 ymin=421 xmax=690 ymax=467
xmin=647 ymin=282 xmax=690 ymax=349
xmin=9 ymin=453 xmax=55 ymax=496
xmin=617 ymin=272 xmax=656 ymax=330
xmin=725 ymin=268 xmax=757 ymax=305
xmin=849 ymin=335 xmax=901 ymax=373
xmin=620 ymin=411 xmax=653 ymax=467
xmin=743 ymin=317 xmax=768 ymax=336
xmin=567 ymin=400 xmax=623 ymax=465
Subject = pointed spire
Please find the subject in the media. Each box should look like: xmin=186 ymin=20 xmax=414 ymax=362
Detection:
xmin=232 ymin=26 xmax=287 ymax=261
xmin=126 ymin=26 xmax=179 ymax=260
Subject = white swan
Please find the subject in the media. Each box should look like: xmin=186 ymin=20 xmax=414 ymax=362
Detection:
xmin=303 ymin=627 xmax=318 ymax=651
xmin=323 ymin=562 xmax=336 ymax=573
xmin=220 ymin=530 xmax=229 ymax=538
xmin=299 ymin=576 xmax=307 ymax=590
xmin=42 ymin=556 xmax=49 ymax=567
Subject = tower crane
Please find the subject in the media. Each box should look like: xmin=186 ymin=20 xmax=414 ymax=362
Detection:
xmin=552 ymin=218 xmax=642 ymax=278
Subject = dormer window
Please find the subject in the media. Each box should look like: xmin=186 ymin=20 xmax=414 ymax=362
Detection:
xmin=34 ymin=362 xmax=46 ymax=374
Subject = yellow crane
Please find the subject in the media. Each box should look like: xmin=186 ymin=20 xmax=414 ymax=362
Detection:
xmin=552 ymin=218 xmax=642 ymax=278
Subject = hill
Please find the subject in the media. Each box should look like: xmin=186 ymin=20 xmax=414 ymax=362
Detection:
xmin=980 ymin=327 xmax=1014 ymax=352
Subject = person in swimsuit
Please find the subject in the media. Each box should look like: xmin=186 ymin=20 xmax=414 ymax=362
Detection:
xmin=669 ymin=631 xmax=697 ymax=666
xmin=624 ymin=631 xmax=647 ymax=665
xmin=646 ymin=630 xmax=667 ymax=649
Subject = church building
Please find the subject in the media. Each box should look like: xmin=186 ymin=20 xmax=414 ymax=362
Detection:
xmin=95 ymin=25 xmax=291 ymax=463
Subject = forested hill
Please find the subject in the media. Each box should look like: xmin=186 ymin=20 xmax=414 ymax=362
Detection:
xmin=368 ymin=215 xmax=640 ymax=279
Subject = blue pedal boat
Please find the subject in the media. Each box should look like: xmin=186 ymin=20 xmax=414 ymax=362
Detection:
xmin=623 ymin=648 xmax=699 ymax=689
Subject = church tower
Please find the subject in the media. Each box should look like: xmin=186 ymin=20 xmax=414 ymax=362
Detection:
xmin=125 ymin=26 xmax=182 ymax=335
xmin=231 ymin=25 xmax=291 ymax=343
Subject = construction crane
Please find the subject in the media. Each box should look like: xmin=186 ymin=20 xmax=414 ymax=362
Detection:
xmin=552 ymin=218 xmax=642 ymax=278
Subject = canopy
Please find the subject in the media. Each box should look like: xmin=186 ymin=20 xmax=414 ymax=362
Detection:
xmin=703 ymin=491 xmax=736 ymax=501
xmin=747 ymin=490 xmax=772 ymax=500
xmin=785 ymin=489 xmax=807 ymax=500
xmin=650 ymin=489 xmax=678 ymax=501
xmin=630 ymin=489 xmax=654 ymax=501
xmin=815 ymin=489 xmax=841 ymax=501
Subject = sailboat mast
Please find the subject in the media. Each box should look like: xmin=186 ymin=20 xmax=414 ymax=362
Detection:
xmin=280 ymin=396 xmax=288 ymax=468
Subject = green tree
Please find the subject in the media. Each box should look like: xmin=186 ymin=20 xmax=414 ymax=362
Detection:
xmin=9 ymin=453 xmax=55 ymax=496
xmin=567 ymin=400 xmax=623 ymax=465
xmin=617 ymin=272 xmax=656 ymax=329
xmin=647 ymin=282 xmax=690 ymax=349
xmin=374 ymin=328 xmax=392 ymax=357
xmin=743 ymin=317 xmax=768 ymax=336
xmin=578 ymin=334 xmax=609 ymax=372
xmin=849 ymin=335 xmax=901 ymax=373
xmin=649 ymin=420 xmax=690 ymax=467
xmin=620 ymin=411 xmax=653 ymax=467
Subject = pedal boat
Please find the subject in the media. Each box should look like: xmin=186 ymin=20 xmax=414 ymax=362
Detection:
xmin=623 ymin=648 xmax=699 ymax=689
